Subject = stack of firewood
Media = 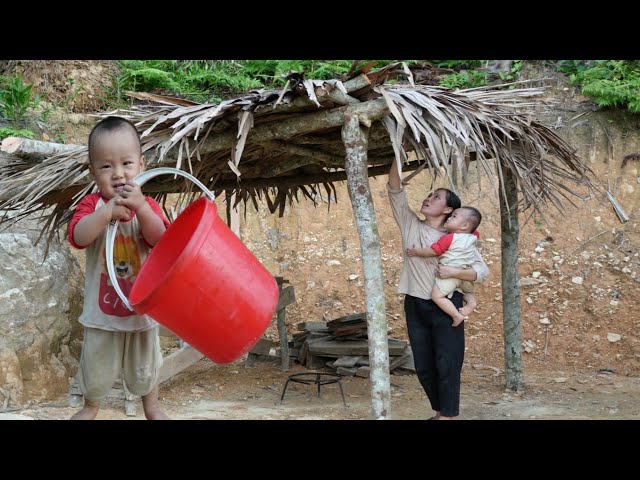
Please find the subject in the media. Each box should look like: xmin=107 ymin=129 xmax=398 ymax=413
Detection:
xmin=289 ymin=313 xmax=416 ymax=377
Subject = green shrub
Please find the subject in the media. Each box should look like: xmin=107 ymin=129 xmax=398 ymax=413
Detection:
xmin=0 ymin=126 xmax=35 ymax=140
xmin=440 ymin=70 xmax=488 ymax=89
xmin=0 ymin=75 xmax=40 ymax=126
xmin=571 ymin=60 xmax=640 ymax=113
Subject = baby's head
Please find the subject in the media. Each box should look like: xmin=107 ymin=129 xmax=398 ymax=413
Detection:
xmin=87 ymin=116 xmax=144 ymax=199
xmin=444 ymin=206 xmax=482 ymax=234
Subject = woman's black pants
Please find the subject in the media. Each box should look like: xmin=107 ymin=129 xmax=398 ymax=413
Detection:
xmin=404 ymin=292 xmax=465 ymax=417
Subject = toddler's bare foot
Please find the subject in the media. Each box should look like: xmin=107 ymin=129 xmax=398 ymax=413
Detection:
xmin=144 ymin=406 xmax=170 ymax=420
xmin=451 ymin=313 xmax=467 ymax=327
xmin=458 ymin=304 xmax=476 ymax=316
xmin=70 ymin=403 xmax=99 ymax=420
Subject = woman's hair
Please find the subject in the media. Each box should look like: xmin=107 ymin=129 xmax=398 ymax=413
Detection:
xmin=438 ymin=188 xmax=461 ymax=220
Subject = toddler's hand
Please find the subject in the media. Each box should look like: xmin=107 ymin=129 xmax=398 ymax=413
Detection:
xmin=436 ymin=265 xmax=454 ymax=279
xmin=107 ymin=196 xmax=132 ymax=221
xmin=116 ymin=180 xmax=146 ymax=213
xmin=406 ymin=245 xmax=418 ymax=257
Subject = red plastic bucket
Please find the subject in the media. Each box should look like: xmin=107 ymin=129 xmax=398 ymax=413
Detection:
xmin=105 ymin=169 xmax=279 ymax=365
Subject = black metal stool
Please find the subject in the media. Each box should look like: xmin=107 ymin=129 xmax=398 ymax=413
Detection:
xmin=280 ymin=372 xmax=347 ymax=407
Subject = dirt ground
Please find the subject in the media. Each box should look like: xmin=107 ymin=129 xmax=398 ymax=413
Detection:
xmin=4 ymin=355 xmax=640 ymax=420
xmin=2 ymin=61 xmax=640 ymax=421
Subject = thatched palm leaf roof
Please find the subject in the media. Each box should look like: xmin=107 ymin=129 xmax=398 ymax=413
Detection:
xmin=0 ymin=62 xmax=601 ymax=246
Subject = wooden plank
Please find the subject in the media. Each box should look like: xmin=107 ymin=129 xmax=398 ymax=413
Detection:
xmin=306 ymin=333 xmax=330 ymax=342
xmin=335 ymin=333 xmax=367 ymax=341
xmin=298 ymin=341 xmax=308 ymax=364
xmin=245 ymin=354 xmax=280 ymax=366
xmin=397 ymin=352 xmax=416 ymax=372
xmin=326 ymin=312 xmax=366 ymax=328
xmin=292 ymin=332 xmax=308 ymax=347
xmin=389 ymin=350 xmax=411 ymax=372
xmin=391 ymin=368 xmax=415 ymax=376
xmin=276 ymin=285 xmax=296 ymax=311
xmin=288 ymin=347 xmax=300 ymax=357
xmin=297 ymin=321 xmax=329 ymax=333
xmin=158 ymin=345 xmax=204 ymax=385
xmin=245 ymin=352 xmax=258 ymax=368
xmin=336 ymin=366 xmax=357 ymax=376
xmin=308 ymin=338 xmax=407 ymax=357
xmin=355 ymin=366 xmax=370 ymax=378
xmin=332 ymin=356 xmax=362 ymax=368
xmin=306 ymin=354 xmax=332 ymax=370
xmin=332 ymin=325 xmax=367 ymax=337
xmin=245 ymin=336 xmax=285 ymax=368
xmin=248 ymin=337 xmax=273 ymax=356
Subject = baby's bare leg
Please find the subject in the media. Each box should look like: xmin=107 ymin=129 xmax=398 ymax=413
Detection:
xmin=142 ymin=385 xmax=170 ymax=420
xmin=458 ymin=293 xmax=477 ymax=317
xmin=432 ymin=285 xmax=466 ymax=327
xmin=70 ymin=398 xmax=100 ymax=420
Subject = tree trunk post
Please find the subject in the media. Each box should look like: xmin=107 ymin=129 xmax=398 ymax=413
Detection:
xmin=342 ymin=113 xmax=391 ymax=419
xmin=499 ymin=163 xmax=524 ymax=391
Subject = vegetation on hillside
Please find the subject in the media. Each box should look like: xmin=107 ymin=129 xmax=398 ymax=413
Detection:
xmin=559 ymin=60 xmax=640 ymax=112
xmin=2 ymin=60 xmax=640 ymax=143
xmin=114 ymin=60 xmax=405 ymax=103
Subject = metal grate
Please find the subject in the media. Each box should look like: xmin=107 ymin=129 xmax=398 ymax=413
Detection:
xmin=279 ymin=372 xmax=347 ymax=407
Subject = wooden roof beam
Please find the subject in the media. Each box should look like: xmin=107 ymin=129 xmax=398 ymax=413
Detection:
xmin=155 ymin=98 xmax=389 ymax=168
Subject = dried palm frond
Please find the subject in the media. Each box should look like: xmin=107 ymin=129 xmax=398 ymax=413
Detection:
xmin=380 ymin=84 xmax=599 ymax=216
xmin=0 ymin=62 xmax=603 ymax=249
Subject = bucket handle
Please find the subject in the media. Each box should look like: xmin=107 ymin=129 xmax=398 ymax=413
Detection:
xmin=106 ymin=168 xmax=216 ymax=312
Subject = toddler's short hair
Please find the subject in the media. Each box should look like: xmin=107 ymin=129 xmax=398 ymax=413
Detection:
xmin=88 ymin=116 xmax=141 ymax=164
xmin=461 ymin=206 xmax=482 ymax=232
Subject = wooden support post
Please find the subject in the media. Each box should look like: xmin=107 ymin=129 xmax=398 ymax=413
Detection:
xmin=277 ymin=308 xmax=289 ymax=371
xmin=342 ymin=113 xmax=391 ymax=420
xmin=500 ymin=162 xmax=524 ymax=391
xmin=275 ymin=280 xmax=295 ymax=371
xmin=244 ymin=280 xmax=295 ymax=370
xmin=276 ymin=277 xmax=296 ymax=372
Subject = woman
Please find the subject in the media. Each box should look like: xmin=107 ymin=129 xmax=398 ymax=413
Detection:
xmin=387 ymin=157 xmax=489 ymax=420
